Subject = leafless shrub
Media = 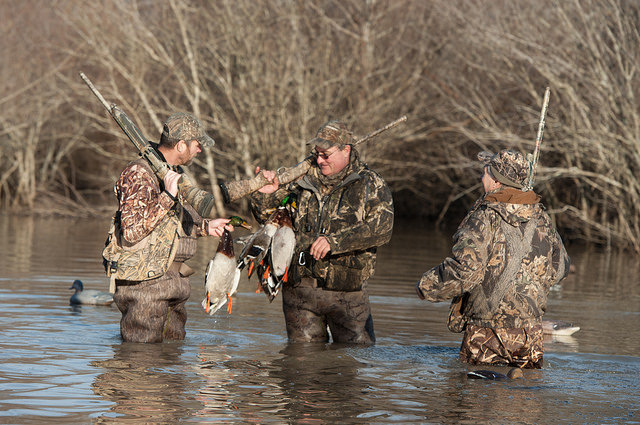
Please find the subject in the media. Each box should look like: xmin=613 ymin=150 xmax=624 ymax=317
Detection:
xmin=424 ymin=0 xmax=640 ymax=251
xmin=1 ymin=0 xmax=640 ymax=250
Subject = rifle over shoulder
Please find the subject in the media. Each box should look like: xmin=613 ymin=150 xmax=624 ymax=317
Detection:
xmin=220 ymin=115 xmax=407 ymax=203
xmin=81 ymin=72 xmax=406 ymax=211
xmin=81 ymin=72 xmax=219 ymax=218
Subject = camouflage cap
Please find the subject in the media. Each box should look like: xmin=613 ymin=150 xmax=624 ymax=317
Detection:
xmin=309 ymin=120 xmax=353 ymax=149
xmin=162 ymin=112 xmax=215 ymax=147
xmin=478 ymin=149 xmax=530 ymax=189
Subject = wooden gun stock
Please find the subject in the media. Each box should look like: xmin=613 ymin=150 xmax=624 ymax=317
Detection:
xmin=220 ymin=115 xmax=407 ymax=203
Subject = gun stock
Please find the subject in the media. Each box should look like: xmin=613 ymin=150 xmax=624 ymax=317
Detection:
xmin=220 ymin=115 xmax=407 ymax=203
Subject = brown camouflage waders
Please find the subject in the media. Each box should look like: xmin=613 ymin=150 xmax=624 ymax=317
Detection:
xmin=282 ymin=278 xmax=375 ymax=344
xmin=460 ymin=323 xmax=544 ymax=369
xmin=115 ymin=269 xmax=191 ymax=343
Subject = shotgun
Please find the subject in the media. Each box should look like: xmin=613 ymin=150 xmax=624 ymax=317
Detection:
xmin=524 ymin=87 xmax=551 ymax=191
xmin=81 ymin=72 xmax=406 ymax=209
xmin=80 ymin=72 xmax=221 ymax=218
xmin=220 ymin=115 xmax=407 ymax=203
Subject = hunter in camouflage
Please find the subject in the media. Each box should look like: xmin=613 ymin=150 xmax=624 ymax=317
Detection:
xmin=251 ymin=120 xmax=394 ymax=344
xmin=416 ymin=149 xmax=570 ymax=368
xmin=110 ymin=112 xmax=232 ymax=343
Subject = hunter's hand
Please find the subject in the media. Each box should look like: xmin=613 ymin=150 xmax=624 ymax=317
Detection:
xmin=310 ymin=236 xmax=331 ymax=260
xmin=163 ymin=170 xmax=181 ymax=198
xmin=256 ymin=166 xmax=279 ymax=194
xmin=208 ymin=218 xmax=233 ymax=237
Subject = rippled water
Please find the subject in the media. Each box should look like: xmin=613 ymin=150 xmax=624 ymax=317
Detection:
xmin=0 ymin=215 xmax=638 ymax=424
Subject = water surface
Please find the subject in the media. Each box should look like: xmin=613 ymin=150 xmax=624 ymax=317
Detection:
xmin=0 ymin=215 xmax=638 ymax=424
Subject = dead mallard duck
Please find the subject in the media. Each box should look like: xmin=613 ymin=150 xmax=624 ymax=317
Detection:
xmin=202 ymin=216 xmax=251 ymax=315
xmin=238 ymin=195 xmax=296 ymax=301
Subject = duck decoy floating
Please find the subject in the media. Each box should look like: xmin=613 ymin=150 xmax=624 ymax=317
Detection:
xmin=542 ymin=320 xmax=580 ymax=336
xmin=69 ymin=280 xmax=114 ymax=305
xmin=467 ymin=367 xmax=523 ymax=381
xmin=202 ymin=216 xmax=251 ymax=315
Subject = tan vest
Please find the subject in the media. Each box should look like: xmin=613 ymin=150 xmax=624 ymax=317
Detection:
xmin=102 ymin=208 xmax=182 ymax=292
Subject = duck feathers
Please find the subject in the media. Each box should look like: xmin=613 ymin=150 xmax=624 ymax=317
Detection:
xmin=237 ymin=221 xmax=278 ymax=277
xmin=238 ymin=206 xmax=296 ymax=302
xmin=202 ymin=229 xmax=241 ymax=315
xmin=270 ymin=212 xmax=295 ymax=280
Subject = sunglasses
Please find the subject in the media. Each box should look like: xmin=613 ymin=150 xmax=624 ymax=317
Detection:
xmin=312 ymin=148 xmax=340 ymax=160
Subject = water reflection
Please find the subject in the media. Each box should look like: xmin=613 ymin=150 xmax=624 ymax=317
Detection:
xmin=271 ymin=343 xmax=369 ymax=424
xmin=1 ymin=215 xmax=35 ymax=274
xmin=195 ymin=342 xmax=370 ymax=424
xmin=444 ymin=368 xmax=546 ymax=424
xmin=92 ymin=343 xmax=199 ymax=423
xmin=543 ymin=334 xmax=579 ymax=352
xmin=195 ymin=345 xmax=240 ymax=420
xmin=0 ymin=215 xmax=638 ymax=424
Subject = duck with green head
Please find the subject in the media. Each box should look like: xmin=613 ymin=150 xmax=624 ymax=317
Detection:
xmin=69 ymin=279 xmax=114 ymax=306
xmin=202 ymin=216 xmax=251 ymax=315
xmin=238 ymin=195 xmax=297 ymax=301
xmin=264 ymin=203 xmax=296 ymax=300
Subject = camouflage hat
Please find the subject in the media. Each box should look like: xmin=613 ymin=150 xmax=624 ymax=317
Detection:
xmin=309 ymin=120 xmax=353 ymax=149
xmin=162 ymin=112 xmax=215 ymax=147
xmin=478 ymin=149 xmax=530 ymax=189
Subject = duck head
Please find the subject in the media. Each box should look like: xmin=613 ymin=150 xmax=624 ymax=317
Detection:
xmin=69 ymin=280 xmax=84 ymax=292
xmin=228 ymin=216 xmax=252 ymax=230
xmin=280 ymin=193 xmax=297 ymax=209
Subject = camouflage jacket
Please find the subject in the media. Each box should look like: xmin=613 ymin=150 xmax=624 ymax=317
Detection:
xmin=251 ymin=148 xmax=394 ymax=291
xmin=115 ymin=158 xmax=208 ymax=266
xmin=417 ymin=189 xmax=570 ymax=329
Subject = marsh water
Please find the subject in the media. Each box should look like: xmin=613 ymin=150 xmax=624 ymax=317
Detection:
xmin=0 ymin=214 xmax=638 ymax=424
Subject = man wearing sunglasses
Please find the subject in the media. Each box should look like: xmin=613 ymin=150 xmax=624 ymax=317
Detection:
xmin=251 ymin=120 xmax=394 ymax=344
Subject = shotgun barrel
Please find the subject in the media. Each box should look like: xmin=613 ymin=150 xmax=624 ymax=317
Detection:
xmin=524 ymin=87 xmax=551 ymax=191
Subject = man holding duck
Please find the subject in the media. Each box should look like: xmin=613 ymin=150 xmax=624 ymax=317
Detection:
xmin=107 ymin=112 xmax=233 ymax=343
xmin=415 ymin=150 xmax=570 ymax=368
xmin=252 ymin=120 xmax=394 ymax=344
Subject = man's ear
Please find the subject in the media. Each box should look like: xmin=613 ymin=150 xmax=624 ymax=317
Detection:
xmin=176 ymin=140 xmax=186 ymax=152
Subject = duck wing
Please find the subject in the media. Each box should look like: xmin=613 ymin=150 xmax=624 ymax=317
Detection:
xmin=237 ymin=223 xmax=277 ymax=277
xmin=256 ymin=259 xmax=279 ymax=302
